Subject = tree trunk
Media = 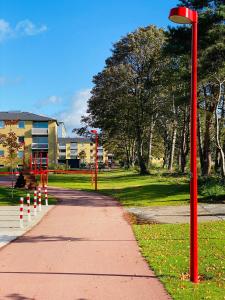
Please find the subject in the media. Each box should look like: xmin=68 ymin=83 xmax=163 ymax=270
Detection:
xmin=168 ymin=124 xmax=177 ymax=171
xmin=214 ymin=149 xmax=220 ymax=174
xmin=180 ymin=106 xmax=189 ymax=174
xmin=131 ymin=140 xmax=136 ymax=167
xmin=163 ymin=128 xmax=169 ymax=168
xmin=177 ymin=149 xmax=181 ymax=170
xmin=202 ymin=110 xmax=213 ymax=176
xmin=197 ymin=112 xmax=204 ymax=176
xmin=136 ymin=127 xmax=149 ymax=175
xmin=215 ymin=82 xmax=225 ymax=177
xmin=147 ymin=116 xmax=155 ymax=169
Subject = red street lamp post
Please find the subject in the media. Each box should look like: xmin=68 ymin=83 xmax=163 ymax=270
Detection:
xmin=169 ymin=6 xmax=199 ymax=283
xmin=91 ymin=130 xmax=98 ymax=191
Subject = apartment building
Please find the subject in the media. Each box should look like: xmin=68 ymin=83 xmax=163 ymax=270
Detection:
xmin=58 ymin=137 xmax=109 ymax=168
xmin=0 ymin=111 xmax=58 ymax=167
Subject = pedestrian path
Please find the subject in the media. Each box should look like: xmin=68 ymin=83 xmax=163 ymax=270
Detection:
xmin=0 ymin=187 xmax=170 ymax=300
xmin=126 ymin=204 xmax=225 ymax=224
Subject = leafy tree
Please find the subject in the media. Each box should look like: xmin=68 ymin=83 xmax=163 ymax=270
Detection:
xmin=78 ymin=150 xmax=87 ymax=164
xmin=86 ymin=26 xmax=166 ymax=174
xmin=0 ymin=131 xmax=22 ymax=196
xmin=167 ymin=0 xmax=225 ymax=176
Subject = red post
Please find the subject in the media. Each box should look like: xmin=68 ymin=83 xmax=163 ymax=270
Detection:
xmin=22 ymin=142 xmax=25 ymax=167
xmin=190 ymin=18 xmax=198 ymax=283
xmin=169 ymin=7 xmax=199 ymax=283
xmin=95 ymin=133 xmax=98 ymax=191
xmin=29 ymin=154 xmax=32 ymax=171
xmin=34 ymin=153 xmax=37 ymax=175
xmin=91 ymin=130 xmax=98 ymax=191
xmin=46 ymin=152 xmax=49 ymax=169
xmin=40 ymin=152 xmax=43 ymax=172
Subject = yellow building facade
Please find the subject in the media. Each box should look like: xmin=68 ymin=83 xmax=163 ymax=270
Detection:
xmin=0 ymin=111 xmax=112 ymax=169
xmin=58 ymin=137 xmax=109 ymax=168
xmin=0 ymin=112 xmax=58 ymax=168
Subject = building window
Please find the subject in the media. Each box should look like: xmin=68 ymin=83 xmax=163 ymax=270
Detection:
xmin=18 ymin=121 xmax=25 ymax=129
xmin=33 ymin=121 xmax=48 ymax=128
xmin=18 ymin=151 xmax=24 ymax=159
xmin=0 ymin=150 xmax=4 ymax=157
xmin=0 ymin=121 xmax=5 ymax=128
xmin=59 ymin=149 xmax=66 ymax=153
xmin=32 ymin=136 xmax=48 ymax=144
xmin=18 ymin=136 xmax=25 ymax=144
xmin=70 ymin=143 xmax=77 ymax=147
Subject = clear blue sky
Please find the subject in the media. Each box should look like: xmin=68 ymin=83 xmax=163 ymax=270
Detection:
xmin=0 ymin=0 xmax=178 ymax=133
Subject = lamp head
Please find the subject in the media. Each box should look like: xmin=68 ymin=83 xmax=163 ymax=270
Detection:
xmin=169 ymin=7 xmax=197 ymax=24
xmin=90 ymin=130 xmax=97 ymax=134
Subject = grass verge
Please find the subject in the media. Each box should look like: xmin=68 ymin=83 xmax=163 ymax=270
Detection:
xmin=133 ymin=221 xmax=225 ymax=300
xmin=0 ymin=186 xmax=57 ymax=206
xmin=48 ymin=170 xmax=225 ymax=207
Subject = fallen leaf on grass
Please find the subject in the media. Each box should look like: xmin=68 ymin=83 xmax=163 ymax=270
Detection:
xmin=180 ymin=272 xmax=190 ymax=281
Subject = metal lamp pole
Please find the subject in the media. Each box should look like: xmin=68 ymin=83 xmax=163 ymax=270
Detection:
xmin=169 ymin=6 xmax=198 ymax=283
xmin=91 ymin=130 xmax=98 ymax=191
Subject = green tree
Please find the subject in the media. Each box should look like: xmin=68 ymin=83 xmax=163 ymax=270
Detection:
xmin=78 ymin=150 xmax=87 ymax=164
xmin=0 ymin=131 xmax=22 ymax=196
xmin=167 ymin=0 xmax=225 ymax=176
xmin=86 ymin=26 xmax=166 ymax=175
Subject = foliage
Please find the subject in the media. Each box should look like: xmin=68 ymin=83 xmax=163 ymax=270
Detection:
xmin=80 ymin=1 xmax=224 ymax=179
xmin=78 ymin=150 xmax=87 ymax=162
xmin=85 ymin=26 xmax=166 ymax=175
xmin=133 ymin=221 xmax=225 ymax=300
xmin=0 ymin=131 xmax=21 ymax=168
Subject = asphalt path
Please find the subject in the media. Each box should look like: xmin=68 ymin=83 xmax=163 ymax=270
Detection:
xmin=0 ymin=187 xmax=170 ymax=300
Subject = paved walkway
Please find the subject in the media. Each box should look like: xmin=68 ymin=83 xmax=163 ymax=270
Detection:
xmin=0 ymin=187 xmax=170 ymax=300
xmin=126 ymin=204 xmax=225 ymax=224
xmin=0 ymin=205 xmax=53 ymax=248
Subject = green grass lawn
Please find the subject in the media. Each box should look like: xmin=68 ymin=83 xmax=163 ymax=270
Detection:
xmin=133 ymin=221 xmax=225 ymax=300
xmin=48 ymin=170 xmax=225 ymax=207
xmin=0 ymin=186 xmax=57 ymax=206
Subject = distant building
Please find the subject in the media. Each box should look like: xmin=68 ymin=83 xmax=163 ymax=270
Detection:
xmin=0 ymin=111 xmax=58 ymax=167
xmin=0 ymin=111 xmax=112 ymax=169
xmin=58 ymin=137 xmax=109 ymax=168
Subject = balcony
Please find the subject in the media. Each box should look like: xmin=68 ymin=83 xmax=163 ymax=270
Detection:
xmin=32 ymin=158 xmax=48 ymax=164
xmin=32 ymin=143 xmax=48 ymax=150
xmin=70 ymin=150 xmax=78 ymax=156
xmin=59 ymin=152 xmax=66 ymax=156
xmin=70 ymin=146 xmax=78 ymax=150
xmin=32 ymin=128 xmax=48 ymax=135
xmin=59 ymin=145 xmax=66 ymax=150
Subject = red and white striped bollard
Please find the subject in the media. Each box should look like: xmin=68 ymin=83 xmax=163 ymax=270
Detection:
xmin=34 ymin=190 xmax=37 ymax=216
xmin=44 ymin=185 xmax=48 ymax=206
xmin=19 ymin=197 xmax=24 ymax=228
xmin=26 ymin=193 xmax=31 ymax=222
xmin=38 ymin=191 xmax=42 ymax=212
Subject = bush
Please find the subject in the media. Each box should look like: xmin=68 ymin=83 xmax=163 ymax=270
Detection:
xmin=199 ymin=177 xmax=225 ymax=199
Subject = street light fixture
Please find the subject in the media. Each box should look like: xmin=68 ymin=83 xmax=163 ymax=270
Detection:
xmin=169 ymin=6 xmax=199 ymax=283
xmin=90 ymin=130 xmax=98 ymax=191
